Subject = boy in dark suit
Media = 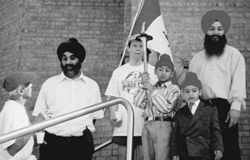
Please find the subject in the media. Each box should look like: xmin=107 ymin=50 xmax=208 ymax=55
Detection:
xmin=171 ymin=72 xmax=223 ymax=160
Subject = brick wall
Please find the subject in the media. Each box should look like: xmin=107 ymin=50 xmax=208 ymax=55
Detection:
xmin=0 ymin=0 xmax=249 ymax=159
xmin=0 ymin=0 xmax=24 ymax=107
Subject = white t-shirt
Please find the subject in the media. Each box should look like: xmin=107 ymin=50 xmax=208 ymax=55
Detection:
xmin=105 ymin=63 xmax=157 ymax=136
xmin=0 ymin=100 xmax=36 ymax=160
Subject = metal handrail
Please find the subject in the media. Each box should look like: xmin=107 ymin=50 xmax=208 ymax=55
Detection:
xmin=0 ymin=98 xmax=134 ymax=160
xmin=94 ymin=139 xmax=113 ymax=152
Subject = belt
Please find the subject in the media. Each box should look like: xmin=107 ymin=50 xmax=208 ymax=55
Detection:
xmin=45 ymin=128 xmax=90 ymax=142
xmin=144 ymin=116 xmax=173 ymax=122
xmin=45 ymin=131 xmax=85 ymax=142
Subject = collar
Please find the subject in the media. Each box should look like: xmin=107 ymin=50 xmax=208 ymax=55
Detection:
xmin=155 ymin=80 xmax=172 ymax=88
xmin=58 ymin=72 xmax=86 ymax=83
xmin=188 ymin=99 xmax=200 ymax=107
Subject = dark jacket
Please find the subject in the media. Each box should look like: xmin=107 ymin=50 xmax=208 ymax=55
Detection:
xmin=170 ymin=100 xmax=224 ymax=158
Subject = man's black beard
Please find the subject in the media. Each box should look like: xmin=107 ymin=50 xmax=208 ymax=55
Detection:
xmin=61 ymin=62 xmax=81 ymax=78
xmin=204 ymin=34 xmax=227 ymax=57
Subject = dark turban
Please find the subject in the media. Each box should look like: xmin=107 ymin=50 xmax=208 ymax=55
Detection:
xmin=57 ymin=38 xmax=86 ymax=63
xmin=182 ymin=72 xmax=202 ymax=90
xmin=201 ymin=10 xmax=231 ymax=34
xmin=155 ymin=54 xmax=174 ymax=70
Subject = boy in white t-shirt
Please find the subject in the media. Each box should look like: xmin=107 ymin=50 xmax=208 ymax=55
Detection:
xmin=105 ymin=34 xmax=157 ymax=160
xmin=0 ymin=72 xmax=44 ymax=160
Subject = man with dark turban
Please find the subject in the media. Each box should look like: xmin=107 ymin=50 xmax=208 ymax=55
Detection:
xmin=178 ymin=10 xmax=246 ymax=160
xmin=32 ymin=38 xmax=103 ymax=160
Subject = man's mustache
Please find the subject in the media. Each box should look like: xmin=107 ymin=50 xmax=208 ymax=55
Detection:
xmin=64 ymin=64 xmax=74 ymax=69
xmin=211 ymin=35 xmax=220 ymax=38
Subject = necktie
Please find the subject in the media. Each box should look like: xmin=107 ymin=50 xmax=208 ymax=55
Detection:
xmin=189 ymin=102 xmax=195 ymax=113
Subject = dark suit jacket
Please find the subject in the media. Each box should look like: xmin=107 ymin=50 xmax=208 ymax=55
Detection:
xmin=170 ymin=100 xmax=224 ymax=159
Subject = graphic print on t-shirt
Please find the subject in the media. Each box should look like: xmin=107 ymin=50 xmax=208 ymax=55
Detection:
xmin=122 ymin=71 xmax=142 ymax=94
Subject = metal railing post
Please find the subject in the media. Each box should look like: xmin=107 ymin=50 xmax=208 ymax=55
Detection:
xmin=0 ymin=98 xmax=134 ymax=160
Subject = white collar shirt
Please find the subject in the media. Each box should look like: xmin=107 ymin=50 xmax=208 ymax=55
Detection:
xmin=188 ymin=99 xmax=200 ymax=115
xmin=32 ymin=72 xmax=103 ymax=137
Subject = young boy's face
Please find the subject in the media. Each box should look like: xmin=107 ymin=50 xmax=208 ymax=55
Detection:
xmin=155 ymin=66 xmax=173 ymax=82
xmin=183 ymin=85 xmax=202 ymax=103
xmin=127 ymin=40 xmax=143 ymax=62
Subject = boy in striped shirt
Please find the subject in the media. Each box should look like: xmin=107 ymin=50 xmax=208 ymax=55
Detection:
xmin=133 ymin=54 xmax=181 ymax=160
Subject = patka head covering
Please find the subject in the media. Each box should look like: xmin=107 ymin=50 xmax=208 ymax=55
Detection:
xmin=57 ymin=38 xmax=86 ymax=63
xmin=182 ymin=72 xmax=202 ymax=90
xmin=3 ymin=72 xmax=37 ymax=92
xmin=155 ymin=54 xmax=174 ymax=70
xmin=201 ymin=10 xmax=231 ymax=34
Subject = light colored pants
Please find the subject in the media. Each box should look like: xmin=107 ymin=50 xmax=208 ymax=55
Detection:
xmin=142 ymin=121 xmax=173 ymax=160
xmin=118 ymin=145 xmax=143 ymax=160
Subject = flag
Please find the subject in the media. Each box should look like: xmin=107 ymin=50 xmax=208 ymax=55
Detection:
xmin=130 ymin=0 xmax=172 ymax=57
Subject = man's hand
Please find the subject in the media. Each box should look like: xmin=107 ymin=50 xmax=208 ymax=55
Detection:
xmin=43 ymin=110 xmax=53 ymax=119
xmin=225 ymin=109 xmax=241 ymax=128
xmin=179 ymin=57 xmax=190 ymax=68
xmin=214 ymin=150 xmax=223 ymax=160
xmin=141 ymin=72 xmax=150 ymax=84
xmin=173 ymin=155 xmax=180 ymax=160
xmin=109 ymin=110 xmax=122 ymax=127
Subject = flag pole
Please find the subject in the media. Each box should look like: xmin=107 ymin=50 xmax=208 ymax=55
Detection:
xmin=119 ymin=0 xmax=145 ymax=67
xmin=137 ymin=22 xmax=153 ymax=116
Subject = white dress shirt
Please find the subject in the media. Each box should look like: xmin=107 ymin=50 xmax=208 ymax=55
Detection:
xmin=188 ymin=99 xmax=200 ymax=115
xmin=33 ymin=72 xmax=103 ymax=137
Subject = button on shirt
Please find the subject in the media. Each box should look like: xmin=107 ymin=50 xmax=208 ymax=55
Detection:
xmin=32 ymin=72 xmax=103 ymax=137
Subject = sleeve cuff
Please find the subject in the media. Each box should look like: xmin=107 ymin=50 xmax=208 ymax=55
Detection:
xmin=230 ymin=101 xmax=241 ymax=111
